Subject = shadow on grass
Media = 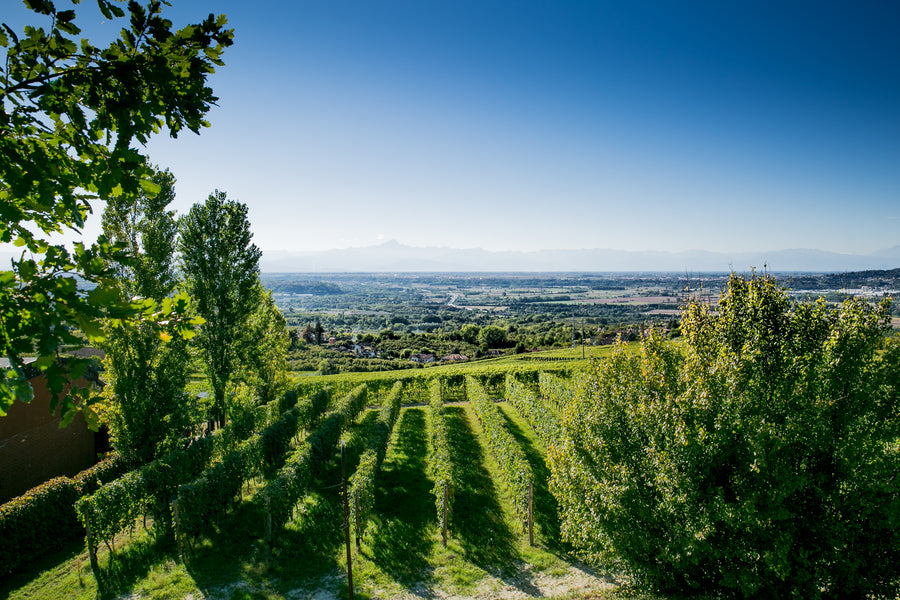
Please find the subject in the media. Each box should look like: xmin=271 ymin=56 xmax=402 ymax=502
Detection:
xmin=369 ymin=408 xmax=436 ymax=590
xmin=182 ymin=487 xmax=277 ymax=594
xmin=497 ymin=403 xmax=565 ymax=552
xmin=444 ymin=406 xmax=524 ymax=580
xmin=269 ymin=410 xmax=378 ymax=588
xmin=94 ymin=529 xmax=174 ymax=599
xmin=0 ymin=536 xmax=88 ymax=597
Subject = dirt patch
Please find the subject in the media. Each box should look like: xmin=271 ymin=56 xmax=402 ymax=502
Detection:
xmin=280 ymin=563 xmax=617 ymax=600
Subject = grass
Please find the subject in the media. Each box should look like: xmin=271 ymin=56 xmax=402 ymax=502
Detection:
xmin=3 ymin=403 xmax=648 ymax=600
xmin=291 ymin=341 xmax=646 ymax=388
xmin=447 ymin=405 xmax=518 ymax=571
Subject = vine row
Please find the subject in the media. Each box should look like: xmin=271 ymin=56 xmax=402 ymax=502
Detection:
xmin=466 ymin=376 xmax=533 ymax=532
xmin=505 ymin=373 xmax=561 ymax=447
xmin=538 ymin=371 xmax=578 ymax=411
xmin=348 ymin=380 xmax=403 ymax=548
xmin=426 ymin=377 xmax=454 ymax=544
xmin=174 ymin=387 xmax=331 ymax=539
xmin=75 ymin=384 xmax=305 ymax=552
xmin=263 ymin=384 xmax=368 ymax=541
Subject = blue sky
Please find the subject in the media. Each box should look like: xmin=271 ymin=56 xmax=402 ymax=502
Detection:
xmin=7 ymin=1 xmax=900 ymax=256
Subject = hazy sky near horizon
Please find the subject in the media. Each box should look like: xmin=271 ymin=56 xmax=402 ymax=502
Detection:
xmin=7 ymin=1 xmax=900 ymax=256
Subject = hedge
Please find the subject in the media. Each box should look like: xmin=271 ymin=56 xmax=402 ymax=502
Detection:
xmin=0 ymin=454 xmax=125 ymax=575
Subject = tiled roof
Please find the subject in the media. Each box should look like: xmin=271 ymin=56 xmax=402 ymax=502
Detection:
xmin=0 ymin=357 xmax=38 ymax=369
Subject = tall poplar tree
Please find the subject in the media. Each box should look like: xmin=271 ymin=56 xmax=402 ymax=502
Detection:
xmin=100 ymin=169 xmax=194 ymax=466
xmin=179 ymin=191 xmax=261 ymax=427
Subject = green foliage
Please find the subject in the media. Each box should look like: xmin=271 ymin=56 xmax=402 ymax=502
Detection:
xmin=264 ymin=384 xmax=368 ymax=536
xmin=505 ymin=373 xmax=561 ymax=447
xmin=0 ymin=454 xmax=124 ymax=576
xmin=224 ymin=383 xmax=264 ymax=442
xmin=76 ymin=415 xmax=258 ymax=549
xmin=460 ymin=324 xmax=480 ymax=344
xmin=371 ymin=382 xmax=403 ymax=466
xmin=549 ymin=274 xmax=900 ymax=599
xmin=175 ymin=385 xmax=332 ymax=540
xmin=3 ymin=478 xmax=80 ymax=570
xmin=427 ymin=378 xmax=454 ymax=532
xmin=478 ymin=324 xmax=509 ymax=349
xmin=99 ymin=167 xmax=196 ymax=466
xmin=178 ymin=190 xmax=262 ymax=426
xmin=297 ymin=359 xmax=574 ymax=408
xmin=537 ymin=371 xmax=578 ymax=411
xmin=236 ymin=285 xmax=291 ymax=405
xmin=0 ymin=0 xmax=233 ymax=419
xmin=259 ymin=387 xmax=332 ymax=469
xmin=349 ymin=381 xmax=403 ymax=544
xmin=466 ymin=376 xmax=533 ymax=530
xmin=318 ymin=358 xmax=340 ymax=376
xmin=176 ymin=437 xmax=261 ymax=540
xmin=471 ymin=370 xmax=506 ymax=398
xmin=400 ymin=373 xmax=431 ymax=404
xmin=101 ymin=329 xmax=193 ymax=465
xmin=435 ymin=373 xmax=467 ymax=402
xmin=278 ymin=387 xmax=331 ymax=445
xmin=101 ymin=169 xmax=179 ymax=301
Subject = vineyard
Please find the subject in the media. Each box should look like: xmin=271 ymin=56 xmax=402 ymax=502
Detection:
xmin=6 ymin=277 xmax=899 ymax=600
xmin=3 ymin=2 xmax=895 ymax=597
xmin=2 ymin=359 xmax=619 ymax=600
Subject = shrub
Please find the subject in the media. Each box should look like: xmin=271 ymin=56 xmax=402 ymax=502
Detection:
xmin=0 ymin=454 xmax=125 ymax=575
xmin=549 ymin=274 xmax=900 ymax=599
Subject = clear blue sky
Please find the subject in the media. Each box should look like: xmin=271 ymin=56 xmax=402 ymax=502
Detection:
xmin=7 ymin=1 xmax=900 ymax=256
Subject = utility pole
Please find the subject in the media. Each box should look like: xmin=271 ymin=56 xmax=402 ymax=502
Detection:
xmin=572 ymin=312 xmax=576 ymax=348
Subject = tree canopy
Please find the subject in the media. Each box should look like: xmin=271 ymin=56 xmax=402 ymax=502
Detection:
xmin=0 ymin=0 xmax=233 ymax=421
xmin=549 ymin=274 xmax=900 ymax=599
xmin=101 ymin=168 xmax=179 ymax=301
xmin=236 ymin=284 xmax=290 ymax=406
xmin=178 ymin=190 xmax=261 ymax=427
xmin=99 ymin=168 xmax=196 ymax=467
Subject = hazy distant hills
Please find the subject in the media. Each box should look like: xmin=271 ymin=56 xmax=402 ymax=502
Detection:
xmin=2 ymin=241 xmax=898 ymax=273
xmin=260 ymin=241 xmax=900 ymax=273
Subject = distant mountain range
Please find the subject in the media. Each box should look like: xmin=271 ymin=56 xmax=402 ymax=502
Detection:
xmin=3 ymin=242 xmax=897 ymax=273
xmin=259 ymin=241 xmax=900 ymax=273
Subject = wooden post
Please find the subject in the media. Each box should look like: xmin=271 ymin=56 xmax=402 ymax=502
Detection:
xmin=266 ymin=492 xmax=273 ymax=551
xmin=528 ymin=479 xmax=534 ymax=547
xmin=441 ymin=483 xmax=448 ymax=547
xmin=172 ymin=497 xmax=182 ymax=562
xmin=85 ymin=521 xmax=101 ymax=581
xmin=342 ymin=441 xmax=354 ymax=600
xmin=354 ymin=494 xmax=362 ymax=552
